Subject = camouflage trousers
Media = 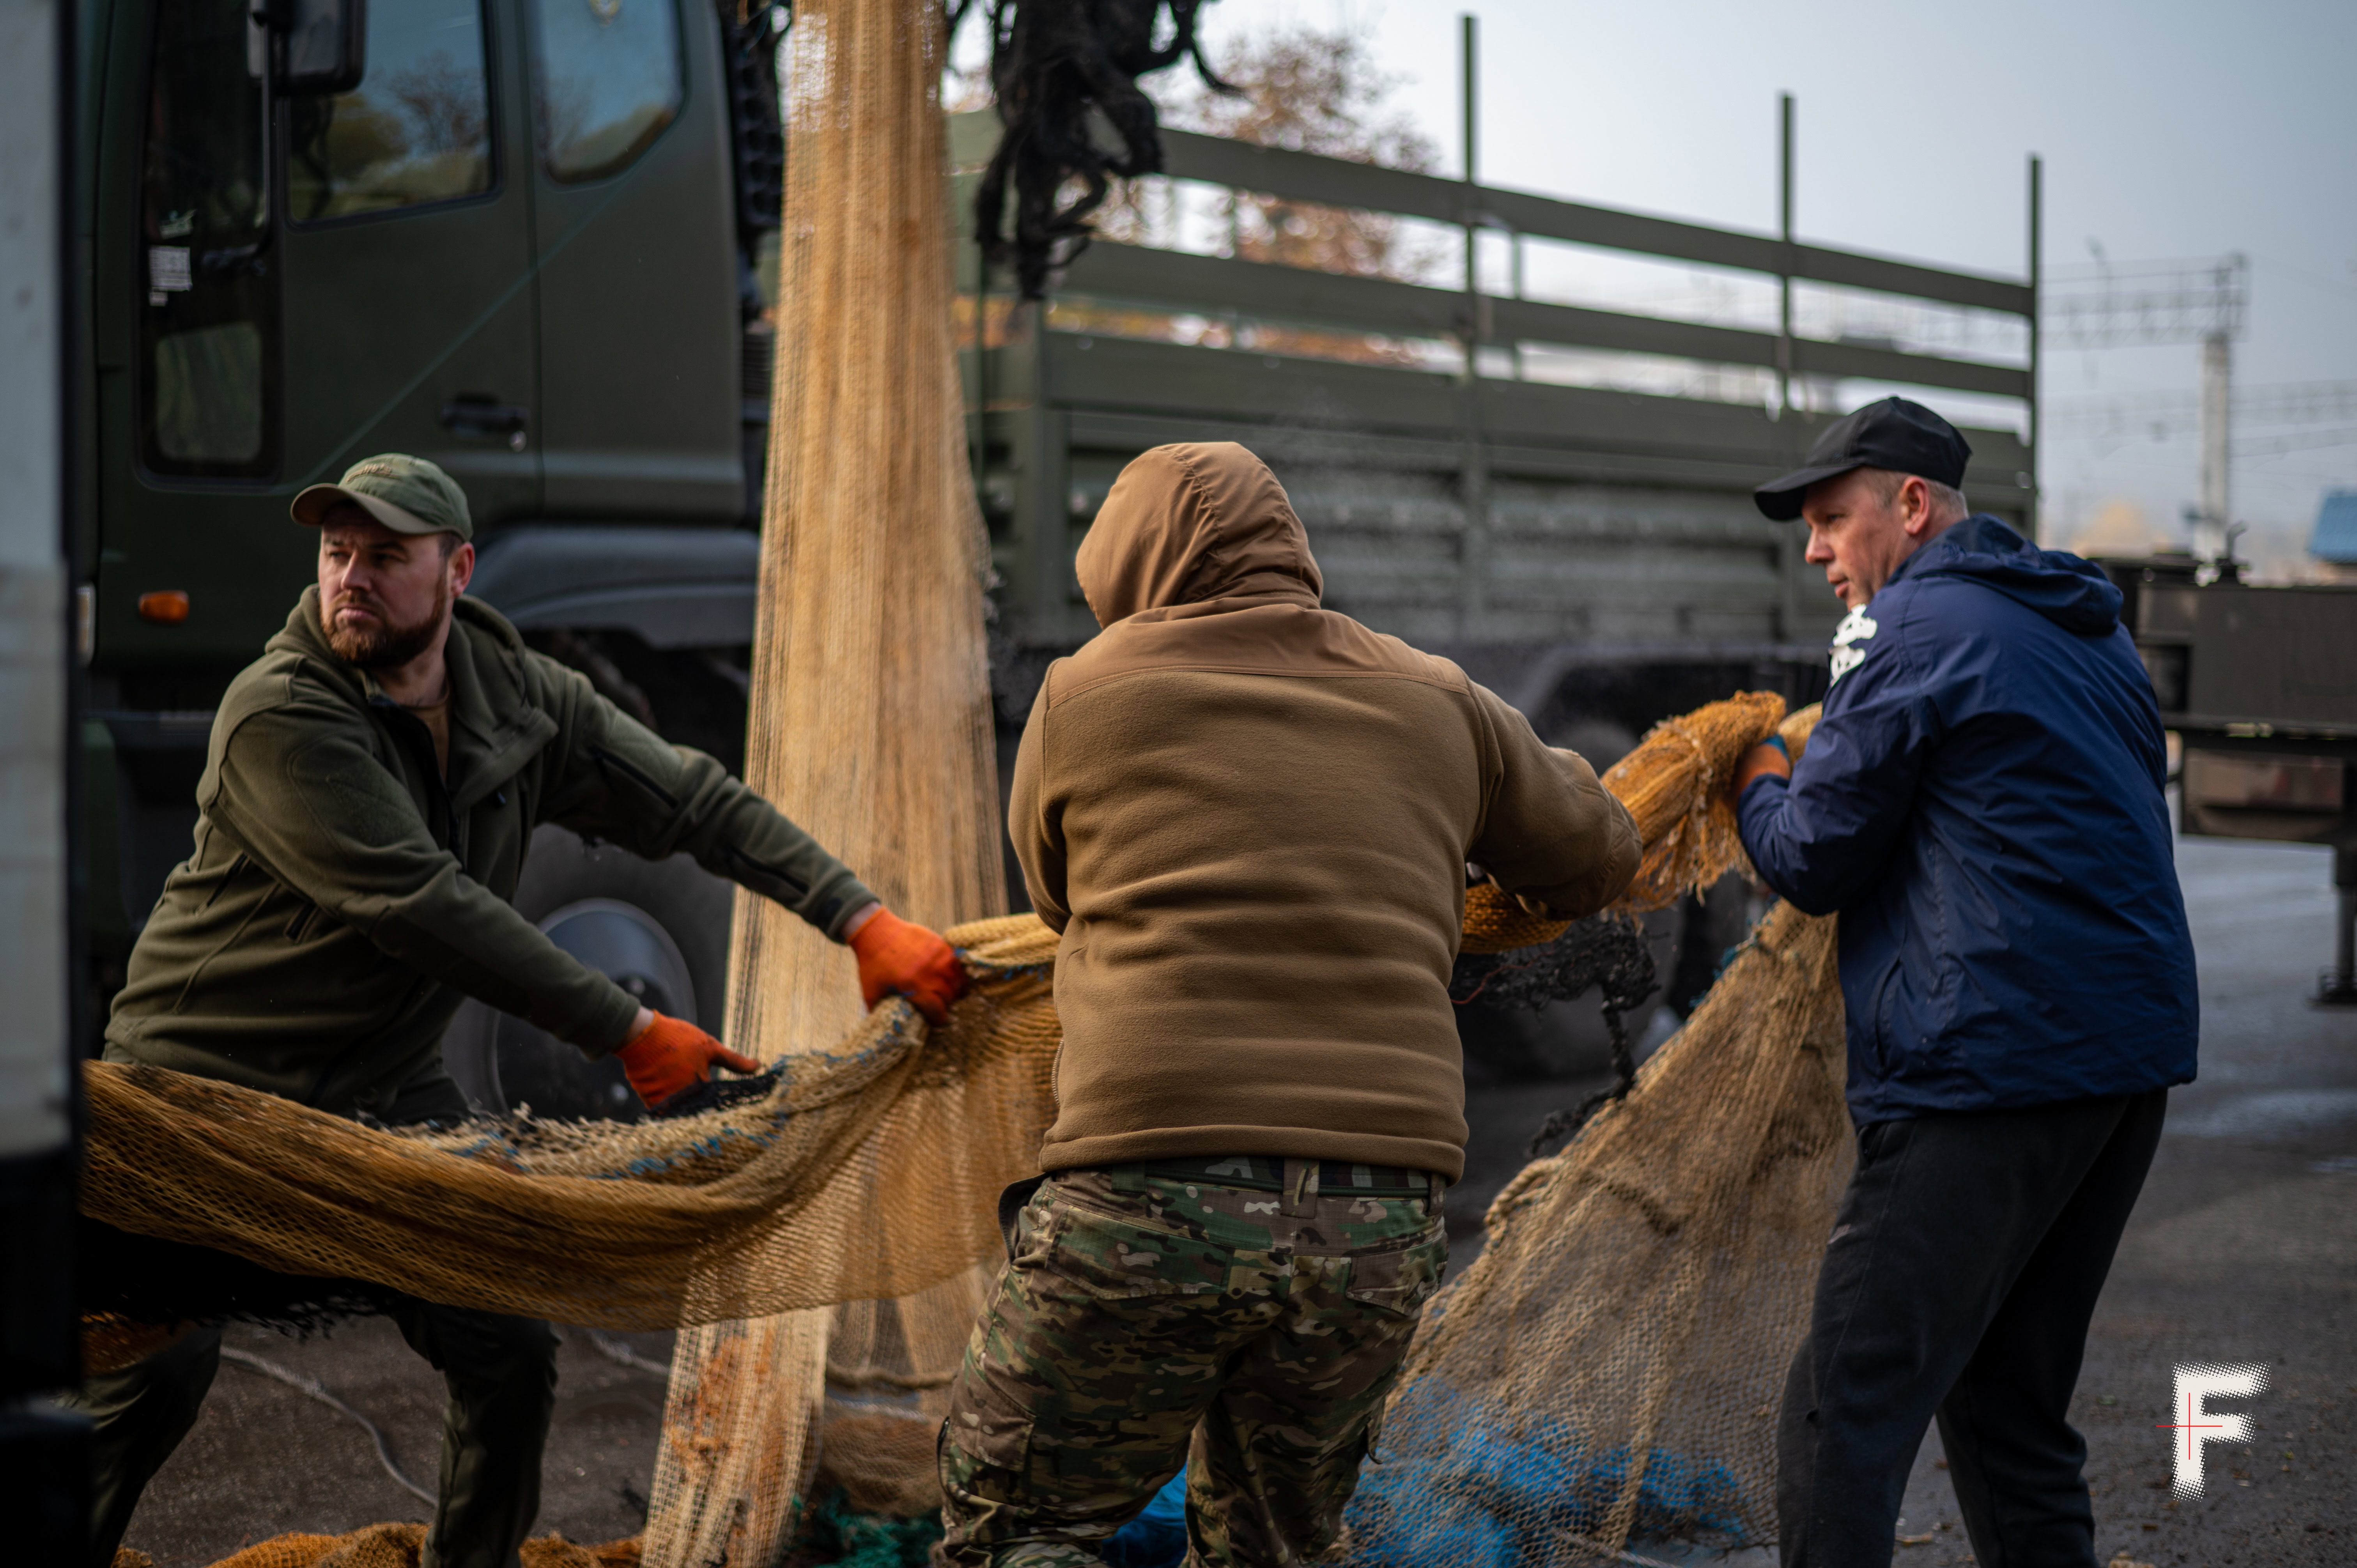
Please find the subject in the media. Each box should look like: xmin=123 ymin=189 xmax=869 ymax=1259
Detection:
xmin=936 ymin=1157 xmax=1449 ymax=1568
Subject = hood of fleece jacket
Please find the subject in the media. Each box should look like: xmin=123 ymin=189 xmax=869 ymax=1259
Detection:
xmin=1075 ymin=442 xmax=1323 ymax=628
xmin=1887 ymin=513 xmax=2123 ymax=636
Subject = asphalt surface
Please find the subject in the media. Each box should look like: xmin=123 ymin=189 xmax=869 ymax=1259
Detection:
xmin=113 ymin=835 xmax=2355 ymax=1566
xmin=1943 ymin=832 xmax=2355 ymax=1568
xmin=117 ymin=1322 xmax=671 ymax=1565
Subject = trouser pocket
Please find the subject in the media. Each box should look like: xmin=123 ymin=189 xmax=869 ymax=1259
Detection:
xmin=1342 ymin=1222 xmax=1449 ymax=1318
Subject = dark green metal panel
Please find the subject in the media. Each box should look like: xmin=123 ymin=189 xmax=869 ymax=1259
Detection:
xmin=944 ymin=113 xmax=2034 ymax=323
xmin=86 ymin=0 xmax=749 ymax=676
xmin=1052 ymin=242 xmax=2029 ymax=403
xmin=532 ymin=0 xmax=743 ymax=522
xmin=942 ymin=102 xmax=2036 ymax=661
xmin=1041 ymin=332 xmax=1465 ymax=435
xmin=977 ymin=327 xmax=2031 ymax=653
xmin=1150 ymin=126 xmax=2033 ymax=319
xmin=1031 ymin=333 xmax=2028 ymax=480
xmin=1790 ymin=337 xmax=2030 ymax=401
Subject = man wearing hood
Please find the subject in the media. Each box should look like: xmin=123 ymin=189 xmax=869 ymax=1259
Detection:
xmin=82 ymin=455 xmax=968 ymax=1568
xmin=1730 ymin=400 xmax=2197 ymax=1567
xmin=937 ymin=442 xmax=1640 ymax=1566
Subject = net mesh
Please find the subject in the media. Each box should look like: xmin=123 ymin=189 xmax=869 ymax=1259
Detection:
xmin=85 ymin=695 xmax=1831 ymax=1566
xmin=80 ymin=925 xmax=1056 ymax=1342
xmin=107 ymin=1525 xmax=641 ymax=1568
xmin=641 ymin=0 xmax=1004 ymax=1558
xmin=85 ymin=0 xmax=1861 ymax=1551
xmin=1340 ymin=703 xmax=1841 ymax=1564
xmin=77 ymin=697 xmax=1797 ymax=1336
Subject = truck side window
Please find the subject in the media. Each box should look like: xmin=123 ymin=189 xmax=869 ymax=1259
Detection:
xmin=139 ymin=0 xmax=277 ymax=475
xmin=529 ymin=0 xmax=684 ymax=182
xmin=287 ymin=0 xmax=496 ymax=221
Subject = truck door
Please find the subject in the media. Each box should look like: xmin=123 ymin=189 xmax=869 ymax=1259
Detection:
xmin=522 ymin=0 xmax=742 ymax=522
xmin=275 ymin=0 xmax=541 ymax=522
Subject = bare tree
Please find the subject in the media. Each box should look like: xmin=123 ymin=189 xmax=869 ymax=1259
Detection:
xmin=958 ymin=20 xmax=1451 ymax=365
xmin=1130 ymin=23 xmax=1445 ymax=284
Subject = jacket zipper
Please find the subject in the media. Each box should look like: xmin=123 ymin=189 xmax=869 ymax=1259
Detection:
xmin=588 ymin=744 xmax=680 ymax=810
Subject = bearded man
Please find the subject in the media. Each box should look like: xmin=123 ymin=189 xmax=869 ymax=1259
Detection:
xmin=81 ymin=454 xmax=968 ymax=1568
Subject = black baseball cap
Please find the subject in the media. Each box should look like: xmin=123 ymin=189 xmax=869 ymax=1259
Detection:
xmin=1752 ymin=397 xmax=1972 ymax=521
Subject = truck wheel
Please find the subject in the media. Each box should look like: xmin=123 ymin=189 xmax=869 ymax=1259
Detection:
xmin=441 ymin=824 xmax=734 ymax=1120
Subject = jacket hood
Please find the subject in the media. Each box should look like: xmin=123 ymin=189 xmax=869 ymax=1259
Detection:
xmin=1889 ymin=513 xmax=2122 ymax=636
xmin=1076 ymin=443 xmax=1323 ymax=628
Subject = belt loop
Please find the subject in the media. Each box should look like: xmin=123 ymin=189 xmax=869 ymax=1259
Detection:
xmin=1283 ymin=1157 xmax=1317 ymax=1217
xmin=1110 ymin=1162 xmax=1147 ymax=1196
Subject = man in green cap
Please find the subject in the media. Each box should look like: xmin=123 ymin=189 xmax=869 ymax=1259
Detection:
xmin=77 ymin=454 xmax=973 ymax=1568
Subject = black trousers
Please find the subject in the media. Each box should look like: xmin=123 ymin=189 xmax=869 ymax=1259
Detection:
xmin=71 ymin=1301 xmax=557 ymax=1568
xmin=1778 ymin=1088 xmax=2167 ymax=1568
xmin=68 ymin=1067 xmax=558 ymax=1568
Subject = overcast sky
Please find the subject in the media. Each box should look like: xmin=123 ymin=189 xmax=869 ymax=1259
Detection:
xmin=1057 ymin=0 xmax=2357 ymax=566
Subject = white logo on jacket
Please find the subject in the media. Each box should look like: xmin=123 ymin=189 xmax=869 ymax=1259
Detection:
xmin=1829 ymin=609 xmax=1879 ymax=684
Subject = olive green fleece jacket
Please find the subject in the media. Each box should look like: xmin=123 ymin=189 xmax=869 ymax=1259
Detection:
xmin=106 ymin=588 xmax=873 ymax=1117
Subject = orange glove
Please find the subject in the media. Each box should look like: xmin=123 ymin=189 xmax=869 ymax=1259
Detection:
xmin=614 ymin=1011 xmax=762 ymax=1109
xmin=1731 ymin=735 xmax=1792 ymax=800
xmin=847 ymin=906 xmax=969 ymax=1025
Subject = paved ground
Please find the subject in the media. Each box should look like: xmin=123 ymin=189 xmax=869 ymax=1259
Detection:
xmin=114 ymin=837 xmax=2355 ymax=1565
xmin=1463 ymin=834 xmax=2357 ymax=1566
xmin=1888 ymin=833 xmax=2357 ymax=1568
xmin=119 ymin=1322 xmax=673 ymax=1565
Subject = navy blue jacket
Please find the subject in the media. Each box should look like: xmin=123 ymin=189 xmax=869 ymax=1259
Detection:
xmin=1737 ymin=515 xmax=2197 ymax=1122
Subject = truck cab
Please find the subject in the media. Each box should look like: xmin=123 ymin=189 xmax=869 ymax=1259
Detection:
xmin=80 ymin=0 xmax=784 ymax=1106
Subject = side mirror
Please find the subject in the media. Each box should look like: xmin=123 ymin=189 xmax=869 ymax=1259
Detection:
xmin=257 ymin=0 xmax=367 ymax=96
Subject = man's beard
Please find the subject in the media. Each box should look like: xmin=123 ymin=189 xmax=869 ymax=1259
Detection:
xmin=321 ymin=579 xmax=450 ymax=669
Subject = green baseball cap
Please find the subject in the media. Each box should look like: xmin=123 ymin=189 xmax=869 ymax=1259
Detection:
xmin=292 ymin=453 xmax=473 ymax=542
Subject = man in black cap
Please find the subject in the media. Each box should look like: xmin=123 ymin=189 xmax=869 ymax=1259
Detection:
xmin=1728 ymin=399 xmax=2198 ymax=1565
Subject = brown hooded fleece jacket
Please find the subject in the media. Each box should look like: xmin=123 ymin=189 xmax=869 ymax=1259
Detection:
xmin=1010 ymin=443 xmax=1640 ymax=1181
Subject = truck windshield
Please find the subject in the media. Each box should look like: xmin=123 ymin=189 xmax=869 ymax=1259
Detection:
xmin=139 ymin=0 xmax=276 ymax=476
xmin=288 ymin=0 xmax=496 ymax=221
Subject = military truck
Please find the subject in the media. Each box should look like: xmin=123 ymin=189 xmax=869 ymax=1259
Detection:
xmin=77 ymin=0 xmax=2044 ymax=1106
xmin=79 ymin=0 xmax=785 ymax=1110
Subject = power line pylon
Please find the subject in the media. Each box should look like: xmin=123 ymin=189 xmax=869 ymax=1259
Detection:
xmin=2044 ymin=253 xmax=2249 ymax=563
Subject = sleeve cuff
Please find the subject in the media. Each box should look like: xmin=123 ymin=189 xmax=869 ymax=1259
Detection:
xmin=572 ymin=980 xmax=645 ymax=1057
xmin=812 ymin=874 xmax=880 ymax=942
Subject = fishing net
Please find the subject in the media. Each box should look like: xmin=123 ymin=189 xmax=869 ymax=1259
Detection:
xmin=108 ymin=1526 xmax=641 ymax=1568
xmin=86 ymin=4 xmax=1857 ymax=1562
xmin=78 ymin=694 xmax=1792 ymax=1340
xmin=640 ymin=0 xmax=1011 ymax=1557
xmin=1339 ymin=703 xmax=1842 ymax=1564
xmin=78 ymin=921 xmax=1055 ymax=1352
xmin=85 ymin=693 xmax=1822 ymax=1568
xmin=966 ymin=0 xmax=1231 ymax=297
